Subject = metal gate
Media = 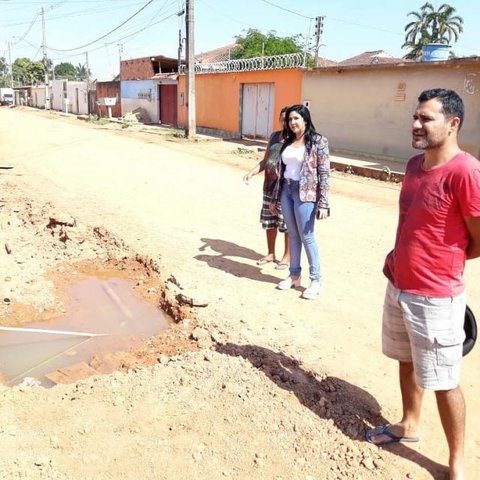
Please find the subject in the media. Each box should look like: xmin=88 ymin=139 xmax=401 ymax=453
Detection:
xmin=241 ymin=83 xmax=274 ymax=139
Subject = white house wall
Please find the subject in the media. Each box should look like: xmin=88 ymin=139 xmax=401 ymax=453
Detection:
xmin=30 ymin=87 xmax=46 ymax=108
xmin=121 ymin=80 xmax=158 ymax=122
xmin=49 ymin=80 xmax=88 ymax=114
xmin=50 ymin=79 xmax=65 ymax=111
xmin=65 ymin=81 xmax=88 ymax=115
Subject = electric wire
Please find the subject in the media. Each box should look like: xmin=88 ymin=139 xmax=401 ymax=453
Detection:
xmin=198 ymin=0 xmax=296 ymax=36
xmin=9 ymin=10 xmax=40 ymax=44
xmin=259 ymin=0 xmax=312 ymax=19
xmin=48 ymin=10 xmax=179 ymax=63
xmin=47 ymin=0 xmax=155 ymax=52
xmin=0 ymin=1 xmax=146 ymax=28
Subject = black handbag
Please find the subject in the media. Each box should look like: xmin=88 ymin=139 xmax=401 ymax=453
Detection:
xmin=463 ymin=305 xmax=477 ymax=356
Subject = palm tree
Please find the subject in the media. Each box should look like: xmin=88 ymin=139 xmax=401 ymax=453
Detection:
xmin=403 ymin=2 xmax=463 ymax=60
xmin=75 ymin=63 xmax=90 ymax=81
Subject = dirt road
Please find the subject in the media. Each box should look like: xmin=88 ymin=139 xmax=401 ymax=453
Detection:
xmin=1 ymin=107 xmax=479 ymax=479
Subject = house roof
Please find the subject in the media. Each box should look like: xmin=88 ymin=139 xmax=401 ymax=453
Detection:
xmin=308 ymin=54 xmax=480 ymax=75
xmin=338 ymin=50 xmax=410 ymax=66
xmin=195 ymin=44 xmax=239 ymax=63
xmin=316 ymin=57 xmax=338 ymax=67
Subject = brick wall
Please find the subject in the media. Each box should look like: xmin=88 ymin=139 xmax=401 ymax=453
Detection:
xmin=120 ymin=58 xmax=154 ymax=81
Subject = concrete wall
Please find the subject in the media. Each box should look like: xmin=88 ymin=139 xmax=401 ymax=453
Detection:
xmin=65 ymin=81 xmax=88 ymax=115
xmin=121 ymin=80 xmax=158 ymax=122
xmin=30 ymin=87 xmax=46 ymax=108
xmin=303 ymin=60 xmax=480 ymax=162
xmin=177 ymin=69 xmax=303 ymax=137
xmin=51 ymin=79 xmax=65 ymax=112
xmin=49 ymin=80 xmax=88 ymax=114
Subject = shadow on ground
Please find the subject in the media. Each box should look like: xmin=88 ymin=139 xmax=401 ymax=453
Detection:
xmin=195 ymin=238 xmax=281 ymax=285
xmin=216 ymin=343 xmax=448 ymax=479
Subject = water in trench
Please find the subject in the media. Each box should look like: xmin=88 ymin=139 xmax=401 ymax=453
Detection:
xmin=0 ymin=277 xmax=169 ymax=387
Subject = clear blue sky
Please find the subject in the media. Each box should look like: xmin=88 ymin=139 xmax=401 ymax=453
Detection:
xmin=1 ymin=0 xmax=479 ymax=80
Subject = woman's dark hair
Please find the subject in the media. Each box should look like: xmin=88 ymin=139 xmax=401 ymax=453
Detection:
xmin=279 ymin=106 xmax=289 ymax=139
xmin=280 ymin=104 xmax=318 ymax=153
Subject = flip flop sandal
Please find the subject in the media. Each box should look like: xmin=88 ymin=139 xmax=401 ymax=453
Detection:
xmin=275 ymin=262 xmax=289 ymax=270
xmin=256 ymin=257 xmax=274 ymax=265
xmin=365 ymin=424 xmax=419 ymax=446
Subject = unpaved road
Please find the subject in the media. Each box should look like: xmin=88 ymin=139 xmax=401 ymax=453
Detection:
xmin=1 ymin=107 xmax=479 ymax=479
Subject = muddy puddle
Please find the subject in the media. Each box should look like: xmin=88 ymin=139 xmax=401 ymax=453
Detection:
xmin=0 ymin=277 xmax=170 ymax=387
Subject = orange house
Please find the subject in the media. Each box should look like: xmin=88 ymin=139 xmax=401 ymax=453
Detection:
xmin=177 ymin=69 xmax=303 ymax=139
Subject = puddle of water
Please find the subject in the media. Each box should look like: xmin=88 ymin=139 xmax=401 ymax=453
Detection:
xmin=0 ymin=277 xmax=169 ymax=387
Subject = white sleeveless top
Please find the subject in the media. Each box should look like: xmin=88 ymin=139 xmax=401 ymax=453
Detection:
xmin=282 ymin=144 xmax=305 ymax=181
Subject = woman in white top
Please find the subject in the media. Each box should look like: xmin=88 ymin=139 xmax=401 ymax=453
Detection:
xmin=270 ymin=104 xmax=330 ymax=299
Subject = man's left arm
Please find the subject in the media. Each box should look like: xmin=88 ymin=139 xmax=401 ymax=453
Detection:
xmin=465 ymin=216 xmax=480 ymax=259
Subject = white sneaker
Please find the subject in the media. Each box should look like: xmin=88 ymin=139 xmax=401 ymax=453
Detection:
xmin=277 ymin=276 xmax=301 ymax=290
xmin=302 ymin=281 xmax=322 ymax=299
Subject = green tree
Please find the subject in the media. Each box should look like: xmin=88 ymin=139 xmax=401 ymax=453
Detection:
xmin=54 ymin=62 xmax=76 ymax=80
xmin=231 ymin=29 xmax=304 ymax=59
xmin=403 ymin=2 xmax=463 ymax=60
xmin=0 ymin=56 xmax=8 ymax=77
xmin=12 ymin=57 xmax=45 ymax=85
xmin=0 ymin=56 xmax=9 ymax=87
xmin=74 ymin=62 xmax=90 ymax=81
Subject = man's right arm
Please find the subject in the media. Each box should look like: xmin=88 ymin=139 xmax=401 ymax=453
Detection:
xmin=465 ymin=216 xmax=480 ymax=259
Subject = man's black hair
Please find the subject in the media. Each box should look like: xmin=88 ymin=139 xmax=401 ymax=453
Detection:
xmin=418 ymin=88 xmax=464 ymax=129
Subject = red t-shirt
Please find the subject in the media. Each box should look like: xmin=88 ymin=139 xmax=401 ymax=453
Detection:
xmin=384 ymin=152 xmax=480 ymax=296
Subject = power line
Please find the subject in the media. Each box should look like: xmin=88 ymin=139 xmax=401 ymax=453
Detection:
xmin=259 ymin=0 xmax=312 ymax=20
xmin=10 ymin=10 xmax=40 ymax=44
xmin=198 ymin=0 xmax=295 ymax=36
xmin=0 ymin=1 xmax=145 ymax=27
xmin=47 ymin=0 xmax=155 ymax=52
xmin=47 ymin=10 xmax=179 ymax=62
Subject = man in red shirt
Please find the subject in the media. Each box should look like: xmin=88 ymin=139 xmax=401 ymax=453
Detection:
xmin=366 ymin=88 xmax=480 ymax=480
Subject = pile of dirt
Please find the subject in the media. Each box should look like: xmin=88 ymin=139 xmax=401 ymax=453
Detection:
xmin=0 ymin=179 xmax=199 ymax=381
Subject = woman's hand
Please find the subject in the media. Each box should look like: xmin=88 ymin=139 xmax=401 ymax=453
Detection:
xmin=316 ymin=207 xmax=329 ymax=220
xmin=243 ymin=173 xmax=252 ymax=185
xmin=269 ymin=203 xmax=278 ymax=214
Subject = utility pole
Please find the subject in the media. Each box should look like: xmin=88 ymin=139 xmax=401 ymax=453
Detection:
xmin=7 ymin=41 xmax=15 ymax=105
xmin=117 ymin=43 xmax=123 ymax=75
xmin=85 ymin=51 xmax=90 ymax=81
xmin=314 ymin=16 xmax=325 ymax=67
xmin=85 ymin=51 xmax=90 ymax=114
xmin=177 ymin=29 xmax=183 ymax=73
xmin=41 ymin=7 xmax=49 ymax=109
xmin=185 ymin=0 xmax=196 ymax=137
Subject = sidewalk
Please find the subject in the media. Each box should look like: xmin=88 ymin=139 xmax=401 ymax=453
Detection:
xmin=31 ymin=108 xmax=408 ymax=183
xmin=225 ymin=136 xmax=406 ymax=183
xmin=329 ymin=152 xmax=406 ymax=183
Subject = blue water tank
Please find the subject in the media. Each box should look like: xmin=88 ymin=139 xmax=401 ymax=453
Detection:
xmin=422 ymin=43 xmax=450 ymax=62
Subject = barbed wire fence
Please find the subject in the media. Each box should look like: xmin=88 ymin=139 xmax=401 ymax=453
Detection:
xmin=179 ymin=52 xmax=306 ymax=74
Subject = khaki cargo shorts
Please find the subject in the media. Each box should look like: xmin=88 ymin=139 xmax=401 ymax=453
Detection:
xmin=382 ymin=282 xmax=465 ymax=391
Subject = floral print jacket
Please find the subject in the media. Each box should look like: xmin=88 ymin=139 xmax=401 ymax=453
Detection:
xmin=271 ymin=133 xmax=330 ymax=208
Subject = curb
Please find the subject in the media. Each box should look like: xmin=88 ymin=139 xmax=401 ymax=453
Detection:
xmin=331 ymin=161 xmax=404 ymax=183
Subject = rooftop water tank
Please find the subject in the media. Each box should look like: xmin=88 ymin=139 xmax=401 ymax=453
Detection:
xmin=422 ymin=43 xmax=450 ymax=62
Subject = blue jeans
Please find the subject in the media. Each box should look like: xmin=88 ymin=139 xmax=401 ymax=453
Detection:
xmin=280 ymin=180 xmax=321 ymax=282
